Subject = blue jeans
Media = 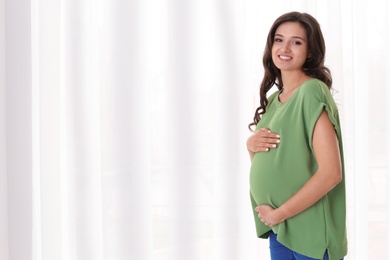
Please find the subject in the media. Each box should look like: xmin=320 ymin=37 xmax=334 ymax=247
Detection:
xmin=269 ymin=232 xmax=343 ymax=260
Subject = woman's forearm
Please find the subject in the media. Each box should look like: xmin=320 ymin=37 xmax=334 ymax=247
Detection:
xmin=276 ymin=168 xmax=341 ymax=221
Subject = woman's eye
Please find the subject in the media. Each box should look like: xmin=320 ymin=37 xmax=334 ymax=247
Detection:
xmin=274 ymin=38 xmax=282 ymax=42
xmin=292 ymin=41 xmax=302 ymax=45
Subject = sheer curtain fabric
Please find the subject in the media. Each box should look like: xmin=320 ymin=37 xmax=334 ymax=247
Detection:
xmin=1 ymin=0 xmax=390 ymax=259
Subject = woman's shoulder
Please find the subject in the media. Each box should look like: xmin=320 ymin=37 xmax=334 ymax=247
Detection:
xmin=264 ymin=89 xmax=279 ymax=107
xmin=298 ymin=78 xmax=332 ymax=99
xmin=268 ymin=89 xmax=280 ymax=100
xmin=298 ymin=78 xmax=338 ymax=111
xmin=300 ymin=78 xmax=329 ymax=92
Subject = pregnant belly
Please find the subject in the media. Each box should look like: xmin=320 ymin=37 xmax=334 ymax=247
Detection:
xmin=249 ymin=152 xmax=305 ymax=207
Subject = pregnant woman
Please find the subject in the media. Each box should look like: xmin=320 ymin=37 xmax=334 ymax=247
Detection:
xmin=247 ymin=12 xmax=347 ymax=260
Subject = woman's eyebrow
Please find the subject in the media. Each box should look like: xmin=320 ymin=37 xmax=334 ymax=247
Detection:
xmin=274 ymin=33 xmax=305 ymax=41
xmin=292 ymin=36 xmax=305 ymax=41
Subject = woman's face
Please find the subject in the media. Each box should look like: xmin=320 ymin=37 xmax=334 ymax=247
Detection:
xmin=271 ymin=22 xmax=309 ymax=73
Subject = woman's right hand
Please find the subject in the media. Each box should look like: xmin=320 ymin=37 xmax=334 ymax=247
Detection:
xmin=246 ymin=128 xmax=280 ymax=154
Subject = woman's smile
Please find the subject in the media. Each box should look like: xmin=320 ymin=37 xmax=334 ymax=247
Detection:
xmin=278 ymin=55 xmax=293 ymax=61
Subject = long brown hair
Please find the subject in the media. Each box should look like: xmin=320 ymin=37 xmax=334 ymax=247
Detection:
xmin=249 ymin=12 xmax=332 ymax=131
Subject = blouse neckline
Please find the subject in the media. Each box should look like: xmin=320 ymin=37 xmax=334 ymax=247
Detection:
xmin=276 ymin=78 xmax=315 ymax=105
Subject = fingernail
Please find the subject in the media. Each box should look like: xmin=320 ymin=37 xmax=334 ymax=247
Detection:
xmin=272 ymin=144 xmax=276 ymax=148
xmin=276 ymin=139 xmax=280 ymax=143
xmin=276 ymin=135 xmax=280 ymax=138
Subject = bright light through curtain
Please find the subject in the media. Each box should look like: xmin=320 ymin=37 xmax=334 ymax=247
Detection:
xmin=1 ymin=0 xmax=390 ymax=260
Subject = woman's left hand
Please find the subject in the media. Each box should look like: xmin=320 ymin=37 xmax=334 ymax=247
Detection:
xmin=255 ymin=205 xmax=285 ymax=227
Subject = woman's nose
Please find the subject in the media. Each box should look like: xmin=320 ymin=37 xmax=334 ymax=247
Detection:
xmin=281 ymin=42 xmax=290 ymax=52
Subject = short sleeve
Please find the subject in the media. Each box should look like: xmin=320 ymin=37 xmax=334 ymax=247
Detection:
xmin=299 ymin=80 xmax=341 ymax=149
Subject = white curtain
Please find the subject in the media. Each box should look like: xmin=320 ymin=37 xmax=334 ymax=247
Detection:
xmin=1 ymin=0 xmax=390 ymax=259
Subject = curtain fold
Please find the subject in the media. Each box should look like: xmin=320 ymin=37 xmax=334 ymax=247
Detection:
xmin=387 ymin=3 xmax=390 ymax=260
xmin=0 ymin=0 xmax=7 ymax=258
xmin=5 ymin=0 xmax=33 ymax=259
xmin=101 ymin=0 xmax=152 ymax=258
xmin=62 ymin=0 xmax=104 ymax=258
xmin=350 ymin=1 xmax=369 ymax=258
xmin=1 ymin=0 xmax=390 ymax=259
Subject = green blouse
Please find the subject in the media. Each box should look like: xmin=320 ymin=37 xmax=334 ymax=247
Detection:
xmin=250 ymin=79 xmax=347 ymax=260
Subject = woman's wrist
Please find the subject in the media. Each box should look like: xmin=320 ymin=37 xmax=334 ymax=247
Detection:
xmin=275 ymin=204 xmax=291 ymax=223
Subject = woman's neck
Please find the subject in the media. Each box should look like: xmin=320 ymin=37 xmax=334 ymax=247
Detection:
xmin=281 ymin=71 xmax=310 ymax=93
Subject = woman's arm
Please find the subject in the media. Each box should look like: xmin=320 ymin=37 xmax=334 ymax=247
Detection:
xmin=256 ymin=110 xmax=342 ymax=227
xmin=246 ymin=128 xmax=280 ymax=161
